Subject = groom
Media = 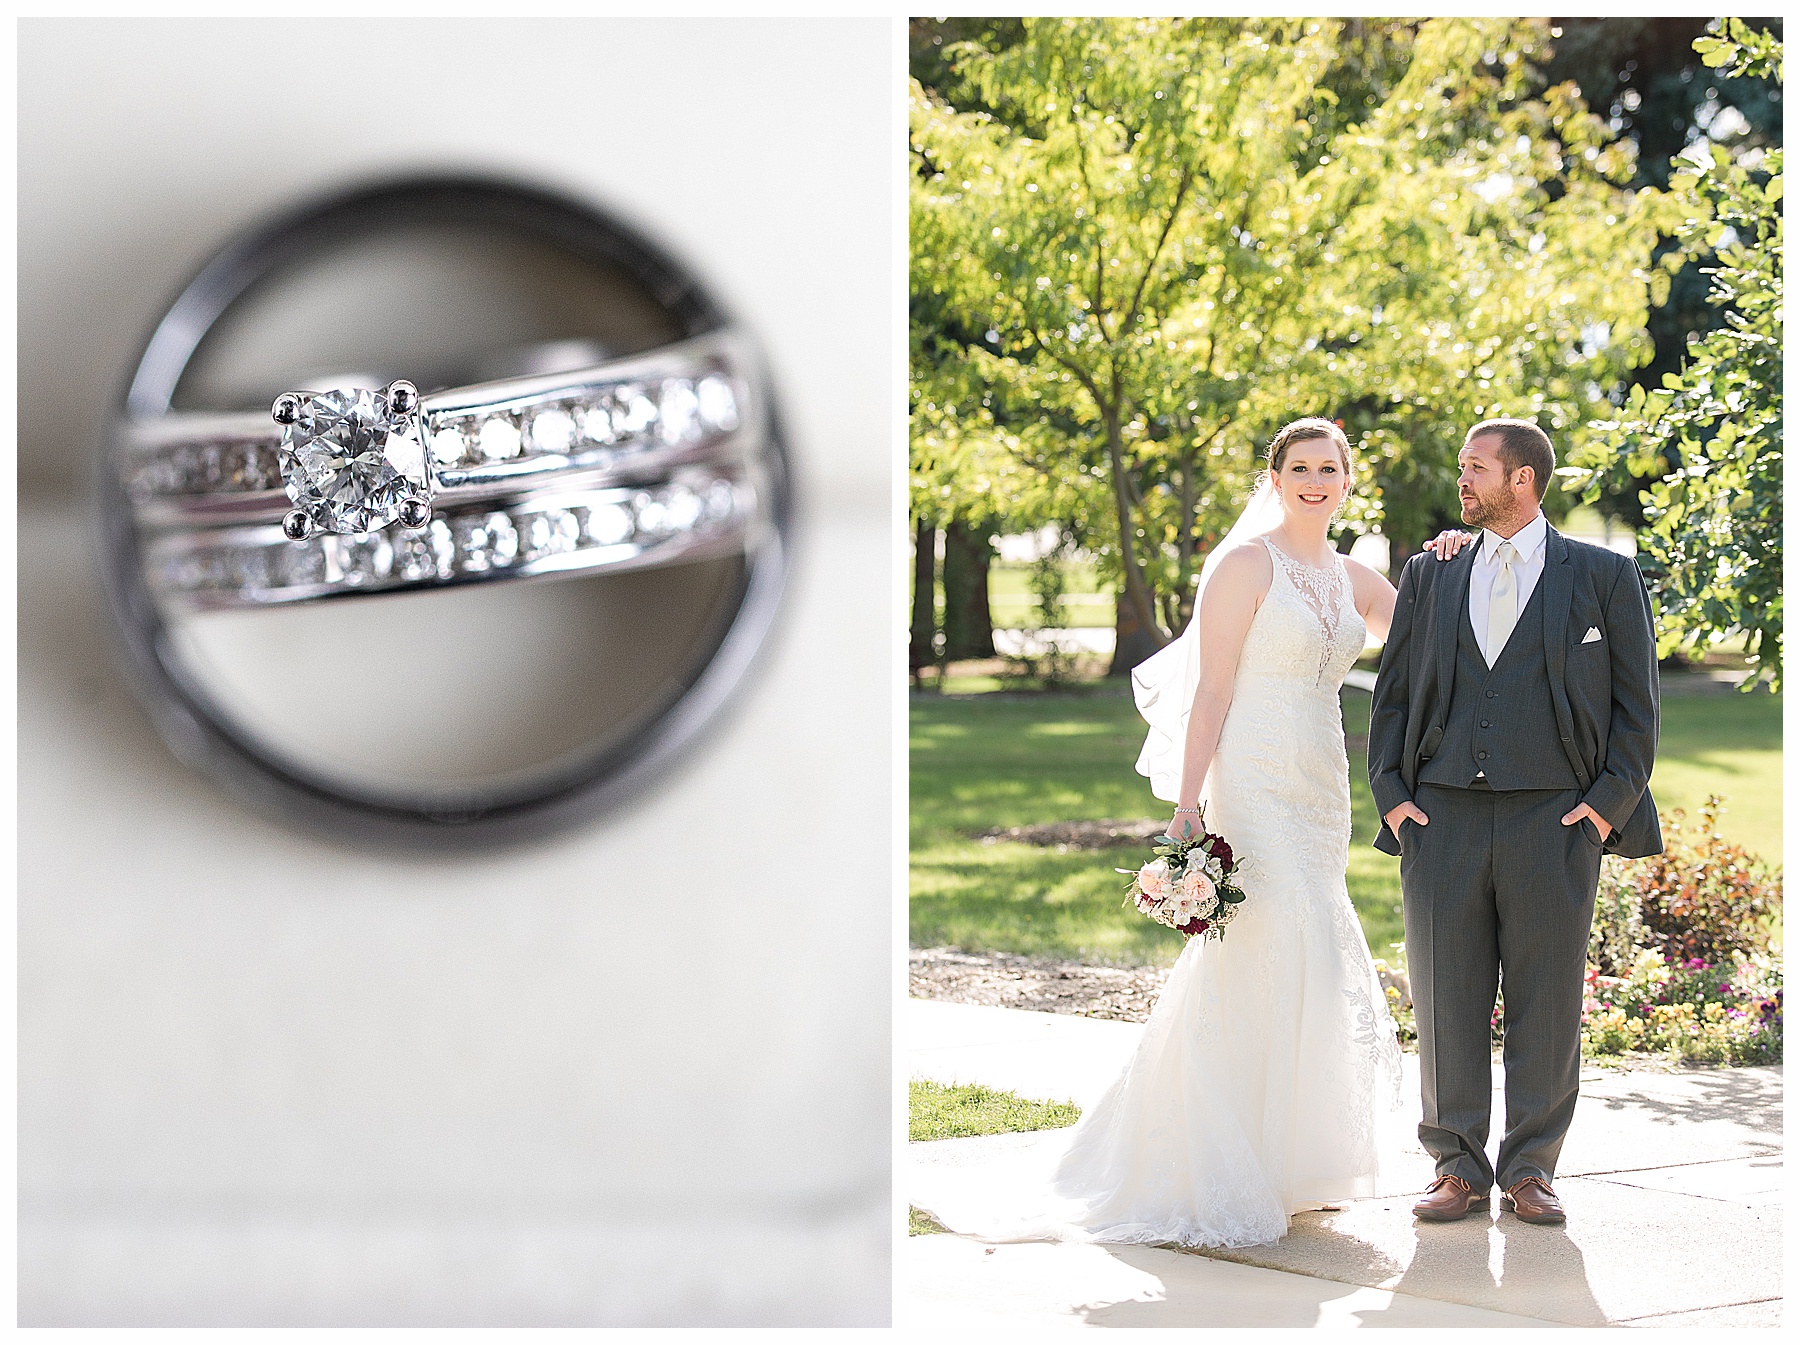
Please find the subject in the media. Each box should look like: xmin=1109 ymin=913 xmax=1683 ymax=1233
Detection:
xmin=1369 ymin=419 xmax=1661 ymax=1226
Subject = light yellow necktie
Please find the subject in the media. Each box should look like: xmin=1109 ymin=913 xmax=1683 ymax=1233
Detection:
xmin=1485 ymin=539 xmax=1518 ymax=666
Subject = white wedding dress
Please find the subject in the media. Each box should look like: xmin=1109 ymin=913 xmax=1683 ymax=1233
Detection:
xmin=914 ymin=536 xmax=1402 ymax=1249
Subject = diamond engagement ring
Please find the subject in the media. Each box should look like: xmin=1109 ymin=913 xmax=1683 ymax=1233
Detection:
xmin=126 ymin=329 xmax=769 ymax=610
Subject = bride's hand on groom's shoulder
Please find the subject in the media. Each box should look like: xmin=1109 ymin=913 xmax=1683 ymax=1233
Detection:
xmin=1426 ymin=530 xmax=1477 ymax=560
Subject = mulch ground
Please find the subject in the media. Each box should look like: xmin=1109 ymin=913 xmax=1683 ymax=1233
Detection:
xmin=972 ymin=818 xmax=1172 ymax=850
xmin=910 ymin=945 xmax=1170 ymax=1022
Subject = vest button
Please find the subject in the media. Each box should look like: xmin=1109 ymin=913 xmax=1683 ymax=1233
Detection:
xmin=1481 ymin=720 xmax=1491 ymax=728
xmin=1486 ymin=690 xmax=1498 ymax=698
xmin=1477 ymin=751 xmax=1489 ymax=760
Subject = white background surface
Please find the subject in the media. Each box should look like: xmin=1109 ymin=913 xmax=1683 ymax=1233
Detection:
xmin=18 ymin=18 xmax=895 ymax=1325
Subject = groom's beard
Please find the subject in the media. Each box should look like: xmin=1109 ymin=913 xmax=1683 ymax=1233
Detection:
xmin=1459 ymin=487 xmax=1522 ymax=532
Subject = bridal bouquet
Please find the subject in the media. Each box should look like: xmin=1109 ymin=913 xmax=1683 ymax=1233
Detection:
xmin=1120 ymin=809 xmax=1247 ymax=942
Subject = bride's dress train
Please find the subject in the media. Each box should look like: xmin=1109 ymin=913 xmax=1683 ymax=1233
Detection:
xmin=913 ymin=538 xmax=1402 ymax=1249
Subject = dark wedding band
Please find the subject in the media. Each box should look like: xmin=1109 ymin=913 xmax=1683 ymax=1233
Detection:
xmin=97 ymin=175 xmax=795 ymax=844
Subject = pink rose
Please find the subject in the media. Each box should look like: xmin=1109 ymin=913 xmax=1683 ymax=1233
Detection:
xmin=1182 ymin=869 xmax=1217 ymax=907
xmin=1138 ymin=860 xmax=1169 ymax=900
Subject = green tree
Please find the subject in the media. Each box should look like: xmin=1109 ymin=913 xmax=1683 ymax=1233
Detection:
xmin=1543 ymin=17 xmax=1782 ymax=527
xmin=1567 ymin=19 xmax=1783 ymax=689
xmin=912 ymin=17 xmax=1671 ymax=670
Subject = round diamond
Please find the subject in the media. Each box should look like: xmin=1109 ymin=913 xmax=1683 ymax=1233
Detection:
xmin=278 ymin=387 xmax=429 ymax=535
xmin=658 ymin=382 xmax=701 ymax=444
xmin=579 ymin=403 xmax=617 ymax=445
xmin=430 ymin=425 xmax=468 ymax=467
xmin=326 ymin=533 xmax=394 ymax=587
xmin=528 ymin=408 xmax=577 ymax=455
xmin=663 ymin=484 xmax=703 ymax=530
xmin=478 ymin=417 xmax=523 ymax=462
xmin=617 ymin=389 xmax=658 ymax=438
xmin=586 ymin=502 xmax=633 ymax=546
xmin=705 ymin=479 xmax=737 ymax=520
xmin=453 ymin=511 xmax=519 ymax=573
xmin=525 ymin=509 xmax=581 ymax=558
xmin=232 ymin=547 xmax=274 ymax=592
xmin=280 ymin=541 xmax=328 ymax=587
xmin=392 ymin=532 xmax=439 ymax=582
xmin=635 ymin=493 xmax=668 ymax=535
xmin=697 ymin=375 xmax=740 ymax=432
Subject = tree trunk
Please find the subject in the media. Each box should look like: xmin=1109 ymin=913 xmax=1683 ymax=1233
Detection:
xmin=910 ymin=518 xmax=938 ymax=678
xmin=1100 ymin=408 xmax=1168 ymax=659
xmin=1109 ymin=591 xmax=1166 ymax=676
xmin=942 ymin=519 xmax=996 ymax=660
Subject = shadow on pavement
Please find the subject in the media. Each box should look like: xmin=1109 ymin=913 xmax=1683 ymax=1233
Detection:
xmin=1347 ymin=1214 xmax=1605 ymax=1327
xmin=1074 ymin=1245 xmax=1356 ymax=1328
xmin=1586 ymin=1068 xmax=1782 ymax=1143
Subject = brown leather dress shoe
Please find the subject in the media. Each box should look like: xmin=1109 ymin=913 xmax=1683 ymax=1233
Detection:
xmin=1501 ymin=1176 xmax=1566 ymax=1225
xmin=1412 ymin=1174 xmax=1490 ymax=1222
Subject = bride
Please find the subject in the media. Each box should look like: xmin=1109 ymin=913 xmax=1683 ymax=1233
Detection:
xmin=916 ymin=417 xmax=1426 ymax=1249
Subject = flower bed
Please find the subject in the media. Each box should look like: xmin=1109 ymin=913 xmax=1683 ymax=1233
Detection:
xmin=1583 ymin=796 xmax=1783 ymax=1066
xmin=1583 ymin=950 xmax=1782 ymax=1066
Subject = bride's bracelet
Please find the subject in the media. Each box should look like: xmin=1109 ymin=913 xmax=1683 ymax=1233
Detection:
xmin=1173 ymin=806 xmax=1199 ymax=815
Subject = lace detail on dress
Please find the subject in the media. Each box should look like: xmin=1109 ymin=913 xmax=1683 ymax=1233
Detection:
xmin=1263 ymin=538 xmax=1353 ymax=686
xmin=910 ymin=531 xmax=1403 ymax=1251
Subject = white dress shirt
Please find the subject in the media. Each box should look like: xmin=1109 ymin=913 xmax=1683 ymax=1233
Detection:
xmin=1467 ymin=512 xmax=1548 ymax=665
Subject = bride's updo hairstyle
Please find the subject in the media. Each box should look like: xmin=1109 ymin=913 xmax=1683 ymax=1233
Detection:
xmin=1266 ymin=417 xmax=1353 ymax=474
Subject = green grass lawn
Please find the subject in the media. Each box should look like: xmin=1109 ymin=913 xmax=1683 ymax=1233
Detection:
xmin=909 ymin=1079 xmax=1081 ymax=1141
xmin=910 ymin=685 xmax=1781 ymax=969
xmin=961 ymin=559 xmax=1116 ymax=630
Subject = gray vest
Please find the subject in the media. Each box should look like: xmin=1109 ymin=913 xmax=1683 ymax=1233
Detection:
xmin=1417 ymin=580 xmax=1580 ymax=792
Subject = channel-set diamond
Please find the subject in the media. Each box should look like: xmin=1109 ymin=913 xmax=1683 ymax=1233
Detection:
xmin=426 ymin=371 xmax=743 ymax=471
xmin=156 ymin=468 xmax=754 ymax=605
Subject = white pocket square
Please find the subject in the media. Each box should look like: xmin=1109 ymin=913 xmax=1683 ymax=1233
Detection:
xmin=1581 ymin=627 xmax=1603 ymax=644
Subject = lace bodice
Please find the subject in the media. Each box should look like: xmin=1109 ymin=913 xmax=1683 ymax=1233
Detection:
xmin=1237 ymin=537 xmax=1367 ymax=691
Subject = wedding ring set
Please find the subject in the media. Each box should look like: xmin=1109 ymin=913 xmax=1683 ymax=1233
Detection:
xmin=98 ymin=176 xmax=793 ymax=839
xmin=124 ymin=328 xmax=772 ymax=611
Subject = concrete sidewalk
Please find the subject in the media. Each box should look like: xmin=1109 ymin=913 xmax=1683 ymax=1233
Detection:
xmin=907 ymin=999 xmax=1784 ymax=1329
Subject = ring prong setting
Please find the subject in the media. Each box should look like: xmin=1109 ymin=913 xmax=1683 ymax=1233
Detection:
xmin=387 ymin=379 xmax=420 ymax=417
xmin=281 ymin=509 xmax=313 ymax=541
xmin=397 ymin=497 xmax=432 ymax=531
xmin=272 ymin=392 xmax=303 ymax=425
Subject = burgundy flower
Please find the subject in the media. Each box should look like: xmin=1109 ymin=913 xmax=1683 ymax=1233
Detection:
xmin=1207 ymin=835 xmax=1234 ymax=867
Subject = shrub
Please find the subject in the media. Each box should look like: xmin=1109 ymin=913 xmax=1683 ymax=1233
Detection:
xmin=1589 ymin=796 xmax=1781 ymax=975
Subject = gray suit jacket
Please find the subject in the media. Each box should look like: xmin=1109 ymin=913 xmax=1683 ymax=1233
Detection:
xmin=1369 ymin=526 xmax=1663 ymax=859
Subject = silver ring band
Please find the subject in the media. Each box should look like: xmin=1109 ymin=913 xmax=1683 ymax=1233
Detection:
xmin=148 ymin=463 xmax=763 ymax=610
xmin=125 ymin=328 xmax=754 ymax=526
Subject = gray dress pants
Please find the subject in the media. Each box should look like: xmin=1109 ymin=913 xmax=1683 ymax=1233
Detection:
xmin=1398 ymin=781 xmax=1604 ymax=1191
